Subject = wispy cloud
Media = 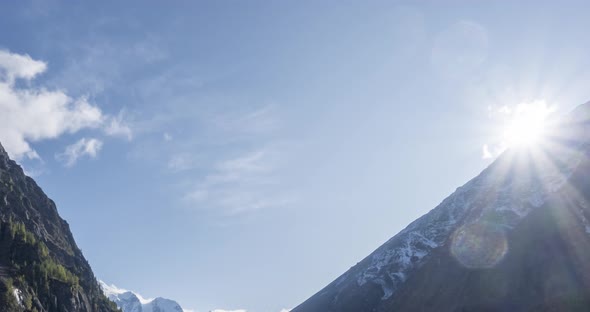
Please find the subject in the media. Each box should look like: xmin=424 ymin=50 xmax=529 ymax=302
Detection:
xmin=216 ymin=150 xmax=270 ymax=178
xmin=167 ymin=153 xmax=196 ymax=172
xmin=211 ymin=104 xmax=279 ymax=136
xmin=184 ymin=147 xmax=293 ymax=216
xmin=123 ymin=89 xmax=291 ymax=217
xmin=0 ymin=49 xmax=131 ymax=161
xmin=56 ymin=138 xmax=103 ymax=167
xmin=50 ymin=32 xmax=168 ymax=96
xmin=104 ymin=110 xmax=133 ymax=140
xmin=184 ymin=149 xmax=272 ymax=206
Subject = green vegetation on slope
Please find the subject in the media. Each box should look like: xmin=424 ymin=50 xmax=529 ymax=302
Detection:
xmin=0 ymin=142 xmax=119 ymax=312
xmin=0 ymin=219 xmax=119 ymax=311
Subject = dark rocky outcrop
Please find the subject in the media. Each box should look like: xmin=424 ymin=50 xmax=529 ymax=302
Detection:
xmin=0 ymin=143 xmax=119 ymax=312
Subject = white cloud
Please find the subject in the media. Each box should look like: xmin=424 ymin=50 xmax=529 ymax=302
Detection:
xmin=56 ymin=138 xmax=103 ymax=167
xmin=0 ymin=82 xmax=103 ymax=159
xmin=0 ymin=50 xmax=47 ymax=82
xmin=481 ymin=143 xmax=507 ymax=161
xmin=482 ymin=144 xmax=493 ymax=159
xmin=104 ymin=110 xmax=133 ymax=140
xmin=0 ymin=49 xmax=132 ymax=161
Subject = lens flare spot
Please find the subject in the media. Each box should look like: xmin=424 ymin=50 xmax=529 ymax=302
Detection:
xmin=450 ymin=222 xmax=508 ymax=269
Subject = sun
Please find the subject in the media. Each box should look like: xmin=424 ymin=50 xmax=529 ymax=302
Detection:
xmin=502 ymin=101 xmax=555 ymax=148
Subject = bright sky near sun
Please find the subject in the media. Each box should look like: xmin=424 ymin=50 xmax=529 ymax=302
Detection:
xmin=2 ymin=1 xmax=590 ymax=311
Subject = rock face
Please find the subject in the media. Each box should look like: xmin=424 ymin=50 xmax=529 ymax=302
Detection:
xmin=0 ymin=142 xmax=119 ymax=312
xmin=100 ymin=281 xmax=184 ymax=312
xmin=293 ymin=102 xmax=590 ymax=312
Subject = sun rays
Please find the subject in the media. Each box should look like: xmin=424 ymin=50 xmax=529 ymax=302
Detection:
xmin=451 ymin=103 xmax=590 ymax=270
xmin=502 ymin=101 xmax=556 ymax=147
xmin=482 ymin=100 xmax=560 ymax=160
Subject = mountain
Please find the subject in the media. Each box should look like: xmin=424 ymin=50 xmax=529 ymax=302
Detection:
xmin=100 ymin=281 xmax=292 ymax=312
xmin=293 ymin=102 xmax=590 ymax=312
xmin=99 ymin=281 xmax=184 ymax=312
xmin=0 ymin=142 xmax=119 ymax=312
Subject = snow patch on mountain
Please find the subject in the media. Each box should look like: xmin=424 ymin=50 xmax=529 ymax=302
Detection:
xmin=12 ymin=287 xmax=23 ymax=307
xmin=100 ymin=281 xmax=129 ymax=297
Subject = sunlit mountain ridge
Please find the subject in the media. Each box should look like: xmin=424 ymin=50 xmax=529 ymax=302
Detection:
xmin=293 ymin=101 xmax=590 ymax=312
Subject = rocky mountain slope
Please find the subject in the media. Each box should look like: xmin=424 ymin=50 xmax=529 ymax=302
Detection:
xmin=99 ymin=281 xmax=184 ymax=312
xmin=0 ymin=142 xmax=119 ymax=312
xmin=293 ymin=102 xmax=590 ymax=312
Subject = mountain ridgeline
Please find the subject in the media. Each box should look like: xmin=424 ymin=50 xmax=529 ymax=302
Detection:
xmin=0 ymin=143 xmax=119 ymax=312
xmin=293 ymin=102 xmax=590 ymax=312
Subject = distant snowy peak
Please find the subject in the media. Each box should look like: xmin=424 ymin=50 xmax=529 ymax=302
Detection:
xmin=99 ymin=281 xmax=130 ymax=298
xmin=210 ymin=310 xmax=290 ymax=312
xmin=99 ymin=281 xmax=185 ymax=312
xmin=100 ymin=281 xmax=290 ymax=312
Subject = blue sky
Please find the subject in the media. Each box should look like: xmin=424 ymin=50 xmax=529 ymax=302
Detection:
xmin=2 ymin=1 xmax=590 ymax=311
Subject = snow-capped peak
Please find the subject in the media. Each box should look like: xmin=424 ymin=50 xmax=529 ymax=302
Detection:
xmin=99 ymin=281 xmax=129 ymax=296
xmin=99 ymin=280 xmax=184 ymax=312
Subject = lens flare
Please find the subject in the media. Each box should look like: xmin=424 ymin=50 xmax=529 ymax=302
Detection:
xmin=450 ymin=222 xmax=508 ymax=269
